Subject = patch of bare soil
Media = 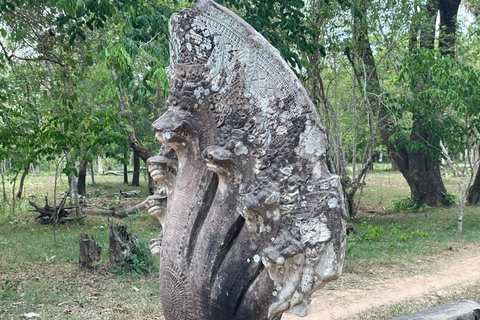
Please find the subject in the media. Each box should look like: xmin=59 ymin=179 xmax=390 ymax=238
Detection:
xmin=283 ymin=244 xmax=480 ymax=320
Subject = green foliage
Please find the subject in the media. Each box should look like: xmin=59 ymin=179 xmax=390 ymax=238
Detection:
xmin=396 ymin=48 xmax=480 ymax=156
xmin=346 ymin=220 xmax=433 ymax=255
xmin=391 ymin=196 xmax=428 ymax=213
xmin=391 ymin=197 xmax=412 ymax=212
xmin=361 ymin=221 xmax=384 ymax=240
xmin=441 ymin=192 xmax=457 ymax=205
xmin=115 ymin=238 xmax=158 ymax=278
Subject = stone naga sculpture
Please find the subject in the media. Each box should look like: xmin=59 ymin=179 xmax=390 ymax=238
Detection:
xmin=146 ymin=1 xmax=347 ymax=319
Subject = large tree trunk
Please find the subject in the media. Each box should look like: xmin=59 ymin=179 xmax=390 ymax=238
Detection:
xmin=346 ymin=0 xmax=448 ymax=206
xmin=393 ymin=148 xmax=447 ymax=205
xmin=418 ymin=0 xmax=439 ymax=50
xmin=78 ymin=160 xmax=87 ymax=196
xmin=438 ymin=0 xmax=461 ymax=57
xmin=466 ymin=168 xmax=480 ymax=205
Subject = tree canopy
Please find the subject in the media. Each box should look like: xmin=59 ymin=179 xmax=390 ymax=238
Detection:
xmin=1 ymin=0 xmax=480 ymax=214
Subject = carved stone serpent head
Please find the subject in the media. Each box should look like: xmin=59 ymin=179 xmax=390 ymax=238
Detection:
xmin=147 ymin=1 xmax=347 ymax=319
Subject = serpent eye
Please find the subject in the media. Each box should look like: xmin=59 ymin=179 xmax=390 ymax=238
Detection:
xmin=175 ymin=79 xmax=183 ymax=90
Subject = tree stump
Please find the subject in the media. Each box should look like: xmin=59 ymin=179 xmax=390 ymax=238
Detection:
xmin=78 ymin=232 xmax=102 ymax=269
xmin=108 ymin=221 xmax=138 ymax=269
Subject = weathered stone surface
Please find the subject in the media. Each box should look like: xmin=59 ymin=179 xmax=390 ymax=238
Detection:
xmin=146 ymin=1 xmax=346 ymax=319
xmin=390 ymin=300 xmax=480 ymax=320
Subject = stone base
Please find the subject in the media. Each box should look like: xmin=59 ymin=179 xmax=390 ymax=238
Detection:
xmin=390 ymin=300 xmax=480 ymax=320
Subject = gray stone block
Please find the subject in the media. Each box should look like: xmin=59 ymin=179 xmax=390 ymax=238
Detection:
xmin=391 ymin=300 xmax=480 ymax=320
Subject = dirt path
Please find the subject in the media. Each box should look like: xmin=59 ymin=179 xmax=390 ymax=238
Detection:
xmin=283 ymin=252 xmax=480 ymax=320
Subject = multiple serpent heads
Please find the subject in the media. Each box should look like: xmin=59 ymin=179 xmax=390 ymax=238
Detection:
xmin=146 ymin=1 xmax=347 ymax=319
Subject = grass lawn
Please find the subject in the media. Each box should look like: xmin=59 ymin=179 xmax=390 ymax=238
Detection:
xmin=1 ymin=165 xmax=479 ymax=319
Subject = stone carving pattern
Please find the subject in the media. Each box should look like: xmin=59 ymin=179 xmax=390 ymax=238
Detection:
xmin=146 ymin=1 xmax=347 ymax=319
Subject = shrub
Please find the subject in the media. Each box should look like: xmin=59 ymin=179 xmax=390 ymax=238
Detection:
xmin=116 ymin=238 xmax=158 ymax=277
xmin=441 ymin=192 xmax=457 ymax=205
xmin=391 ymin=196 xmax=427 ymax=213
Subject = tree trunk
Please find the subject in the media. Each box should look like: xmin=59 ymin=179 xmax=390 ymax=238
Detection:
xmin=29 ymin=192 xmax=85 ymax=224
xmin=78 ymin=232 xmax=102 ymax=269
xmin=1 ymin=161 xmax=6 ymax=203
xmin=16 ymin=167 xmax=28 ymax=198
xmin=90 ymin=160 xmax=95 ymax=185
xmin=66 ymin=151 xmax=74 ymax=196
xmin=306 ymin=0 xmax=350 ymax=191
xmin=98 ymin=156 xmax=103 ymax=174
xmin=391 ymin=158 xmax=399 ymax=171
xmin=11 ymin=171 xmax=19 ymax=215
xmin=131 ymin=151 xmax=140 ymax=187
xmin=466 ymin=170 xmax=480 ymax=205
xmin=438 ymin=0 xmax=461 ymax=58
xmin=69 ymin=152 xmax=81 ymax=216
xmin=395 ymin=148 xmax=447 ymax=205
xmin=78 ymin=160 xmax=87 ymax=196
xmin=123 ymin=146 xmax=129 ymax=185
xmin=123 ymin=162 xmax=129 ymax=184
xmin=419 ymin=0 xmax=439 ymax=50
xmin=346 ymin=152 xmax=378 ymax=216
xmin=147 ymin=164 xmax=157 ymax=195
xmin=346 ymin=0 xmax=448 ymax=206
xmin=440 ymin=141 xmax=459 ymax=177
xmin=111 ymin=69 xmax=155 ymax=194
xmin=408 ymin=4 xmax=419 ymax=52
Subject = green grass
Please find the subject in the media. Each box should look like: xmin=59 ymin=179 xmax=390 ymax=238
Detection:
xmin=0 ymin=210 xmax=164 ymax=319
xmin=0 ymin=212 xmax=161 ymax=271
xmin=1 ymin=165 xmax=480 ymax=319
xmin=0 ymin=170 xmax=164 ymax=319
xmin=344 ymin=207 xmax=480 ymax=274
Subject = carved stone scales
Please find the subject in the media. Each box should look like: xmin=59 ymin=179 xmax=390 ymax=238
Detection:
xmin=146 ymin=1 xmax=347 ymax=319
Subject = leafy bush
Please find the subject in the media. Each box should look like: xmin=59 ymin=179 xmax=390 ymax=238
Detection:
xmin=391 ymin=196 xmax=427 ymax=213
xmin=361 ymin=221 xmax=384 ymax=240
xmin=116 ymin=238 xmax=158 ymax=277
xmin=346 ymin=221 xmax=433 ymax=253
xmin=441 ymin=192 xmax=457 ymax=205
